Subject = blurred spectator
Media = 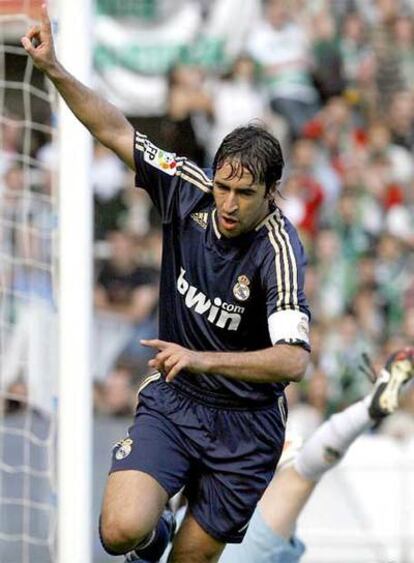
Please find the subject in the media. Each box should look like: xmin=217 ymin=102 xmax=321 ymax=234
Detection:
xmin=160 ymin=64 xmax=212 ymax=165
xmin=122 ymin=179 xmax=154 ymax=237
xmin=375 ymin=233 xmax=410 ymax=333
xmin=362 ymin=151 xmax=403 ymax=211
xmin=36 ymin=138 xmax=56 ymax=171
xmin=280 ymin=169 xmax=324 ymax=245
xmin=281 ymin=136 xmax=344 ymax=239
xmin=387 ymin=90 xmax=414 ymax=150
xmin=1 ymin=220 xmax=57 ymax=415
xmin=247 ymin=0 xmax=319 ymax=138
xmin=303 ymin=96 xmax=366 ymax=174
xmin=93 ymin=142 xmax=129 ymax=239
xmin=339 ymin=10 xmax=375 ymax=99
xmin=312 ymin=228 xmax=351 ymax=321
xmin=365 ymin=121 xmax=413 ymax=185
xmin=94 ymin=366 xmax=136 ymax=416
xmin=386 ymin=176 xmax=414 ymax=249
xmin=285 ymin=371 xmax=326 ymax=440
xmin=0 ymin=164 xmax=25 ymax=258
xmin=320 ymin=313 xmax=373 ymax=408
xmin=370 ymin=8 xmax=405 ymax=113
xmin=94 ymin=230 xmax=159 ymax=379
xmin=292 ymin=136 xmax=340 ymax=201
xmin=355 ymin=252 xmax=379 ymax=299
xmin=402 ymin=307 xmax=414 ymax=344
xmin=306 ymin=368 xmax=330 ymax=420
xmin=4 ymin=380 xmax=28 ymax=413
xmin=350 ymin=284 xmax=385 ymax=342
xmin=340 ymin=160 xmax=382 ymax=239
xmin=392 ymin=15 xmax=414 ymax=90
xmin=332 ymin=191 xmax=373 ymax=262
xmin=0 ymin=114 xmax=23 ymax=174
xmin=311 ymin=9 xmax=345 ymax=102
xmin=207 ymin=55 xmax=270 ymax=160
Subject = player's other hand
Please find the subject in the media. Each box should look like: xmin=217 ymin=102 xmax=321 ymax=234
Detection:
xmin=141 ymin=339 xmax=208 ymax=382
xmin=21 ymin=4 xmax=57 ymax=73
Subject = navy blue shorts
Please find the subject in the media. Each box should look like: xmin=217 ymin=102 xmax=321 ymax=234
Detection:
xmin=110 ymin=375 xmax=286 ymax=543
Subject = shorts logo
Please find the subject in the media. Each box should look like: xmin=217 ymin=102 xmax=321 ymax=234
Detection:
xmin=114 ymin=438 xmax=134 ymax=460
xmin=143 ymin=139 xmax=177 ymax=176
xmin=233 ymin=275 xmax=250 ymax=302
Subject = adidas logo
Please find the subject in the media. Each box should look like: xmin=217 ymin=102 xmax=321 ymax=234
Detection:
xmin=191 ymin=212 xmax=208 ymax=229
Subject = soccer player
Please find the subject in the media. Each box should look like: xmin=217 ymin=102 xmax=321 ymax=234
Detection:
xmin=218 ymin=347 xmax=414 ymax=562
xmin=22 ymin=8 xmax=311 ymax=563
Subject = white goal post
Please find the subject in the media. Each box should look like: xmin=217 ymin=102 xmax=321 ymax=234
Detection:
xmin=57 ymin=0 xmax=93 ymax=562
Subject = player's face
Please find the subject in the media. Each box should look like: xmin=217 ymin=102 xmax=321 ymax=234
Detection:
xmin=213 ymin=161 xmax=270 ymax=238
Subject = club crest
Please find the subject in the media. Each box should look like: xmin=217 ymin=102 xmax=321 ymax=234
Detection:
xmin=233 ymin=275 xmax=251 ymax=302
xmin=114 ymin=438 xmax=134 ymax=460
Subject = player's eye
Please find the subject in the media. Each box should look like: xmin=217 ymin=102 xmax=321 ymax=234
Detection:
xmin=215 ymin=183 xmax=230 ymax=192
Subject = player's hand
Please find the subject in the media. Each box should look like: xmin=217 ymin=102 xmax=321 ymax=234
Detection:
xmin=21 ymin=4 xmax=57 ymax=74
xmin=141 ymin=339 xmax=208 ymax=382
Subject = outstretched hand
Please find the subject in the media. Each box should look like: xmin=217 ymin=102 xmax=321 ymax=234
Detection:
xmin=141 ymin=339 xmax=209 ymax=382
xmin=21 ymin=4 xmax=57 ymax=73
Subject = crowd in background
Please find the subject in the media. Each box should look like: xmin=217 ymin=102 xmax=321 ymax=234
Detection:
xmin=1 ymin=0 xmax=414 ymax=440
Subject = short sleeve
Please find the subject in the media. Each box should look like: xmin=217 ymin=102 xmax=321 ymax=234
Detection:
xmin=261 ymin=213 xmax=311 ymax=351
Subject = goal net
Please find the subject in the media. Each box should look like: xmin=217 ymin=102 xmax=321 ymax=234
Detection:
xmin=0 ymin=4 xmax=58 ymax=562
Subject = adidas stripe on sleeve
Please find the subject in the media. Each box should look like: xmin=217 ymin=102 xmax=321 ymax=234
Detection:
xmin=261 ymin=210 xmax=310 ymax=351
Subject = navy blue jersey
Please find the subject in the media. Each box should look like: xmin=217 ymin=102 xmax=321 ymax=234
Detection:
xmin=134 ymin=131 xmax=310 ymax=404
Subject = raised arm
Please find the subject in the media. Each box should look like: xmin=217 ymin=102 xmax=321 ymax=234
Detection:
xmin=21 ymin=4 xmax=134 ymax=169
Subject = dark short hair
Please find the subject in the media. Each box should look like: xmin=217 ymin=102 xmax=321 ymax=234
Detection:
xmin=212 ymin=125 xmax=284 ymax=195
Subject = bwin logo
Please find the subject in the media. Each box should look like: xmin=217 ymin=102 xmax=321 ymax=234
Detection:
xmin=177 ymin=268 xmax=244 ymax=331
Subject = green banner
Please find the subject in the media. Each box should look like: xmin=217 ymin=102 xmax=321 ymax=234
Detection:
xmin=96 ymin=0 xmax=157 ymax=20
xmin=95 ymin=37 xmax=226 ymax=75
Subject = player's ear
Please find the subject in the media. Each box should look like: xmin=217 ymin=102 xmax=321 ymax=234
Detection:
xmin=267 ymin=180 xmax=282 ymax=201
xmin=265 ymin=182 xmax=276 ymax=200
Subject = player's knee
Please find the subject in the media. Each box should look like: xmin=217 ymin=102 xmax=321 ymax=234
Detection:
xmin=99 ymin=512 xmax=152 ymax=555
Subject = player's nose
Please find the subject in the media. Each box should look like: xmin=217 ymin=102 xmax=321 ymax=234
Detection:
xmin=223 ymin=191 xmax=238 ymax=213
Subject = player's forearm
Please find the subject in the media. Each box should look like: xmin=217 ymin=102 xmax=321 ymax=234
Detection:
xmin=46 ymin=63 xmax=133 ymax=160
xmin=202 ymin=344 xmax=309 ymax=383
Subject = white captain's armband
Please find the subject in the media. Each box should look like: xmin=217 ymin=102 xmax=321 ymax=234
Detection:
xmin=142 ymin=139 xmax=177 ymax=176
xmin=268 ymin=310 xmax=310 ymax=346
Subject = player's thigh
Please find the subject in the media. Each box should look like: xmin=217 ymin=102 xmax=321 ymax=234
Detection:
xmin=168 ymin=511 xmax=225 ymax=563
xmin=101 ymin=469 xmax=168 ymax=543
xmin=187 ymin=404 xmax=286 ymax=545
xmin=109 ymin=379 xmax=193 ymax=501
